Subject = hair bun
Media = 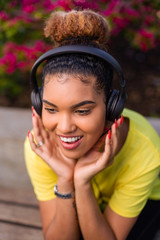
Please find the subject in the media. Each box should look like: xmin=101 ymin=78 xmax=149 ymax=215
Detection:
xmin=44 ymin=9 xmax=110 ymax=49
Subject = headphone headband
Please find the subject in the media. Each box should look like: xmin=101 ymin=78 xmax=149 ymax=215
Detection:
xmin=30 ymin=45 xmax=125 ymax=91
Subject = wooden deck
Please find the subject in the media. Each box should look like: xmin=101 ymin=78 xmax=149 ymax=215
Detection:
xmin=0 ymin=107 xmax=43 ymax=239
xmin=0 ymin=107 xmax=160 ymax=240
xmin=0 ymin=188 xmax=43 ymax=239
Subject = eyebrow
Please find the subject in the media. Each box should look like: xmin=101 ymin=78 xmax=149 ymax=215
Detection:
xmin=43 ymin=100 xmax=57 ymax=108
xmin=42 ymin=100 xmax=96 ymax=109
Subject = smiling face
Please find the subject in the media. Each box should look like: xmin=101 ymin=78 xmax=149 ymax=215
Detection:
xmin=42 ymin=73 xmax=106 ymax=159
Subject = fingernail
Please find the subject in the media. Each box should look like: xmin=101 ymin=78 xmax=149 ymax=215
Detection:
xmin=115 ymin=119 xmax=117 ymax=129
xmin=32 ymin=112 xmax=35 ymax=118
xmin=120 ymin=115 xmax=124 ymax=125
xmin=32 ymin=106 xmax=34 ymax=112
xmin=28 ymin=130 xmax=30 ymax=138
xmin=108 ymin=130 xmax=111 ymax=140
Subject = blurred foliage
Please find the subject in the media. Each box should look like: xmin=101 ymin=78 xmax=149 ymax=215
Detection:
xmin=0 ymin=0 xmax=160 ymax=103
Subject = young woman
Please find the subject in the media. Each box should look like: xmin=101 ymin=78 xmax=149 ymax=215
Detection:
xmin=24 ymin=9 xmax=160 ymax=240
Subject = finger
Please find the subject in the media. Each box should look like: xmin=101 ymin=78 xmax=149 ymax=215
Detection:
xmin=32 ymin=114 xmax=49 ymax=146
xmin=111 ymin=120 xmax=118 ymax=153
xmin=32 ymin=106 xmax=44 ymax=132
xmin=32 ymin=113 xmax=41 ymax=139
xmin=32 ymin=107 xmax=49 ymax=140
xmin=32 ymin=106 xmax=38 ymax=116
xmin=32 ymin=117 xmax=47 ymax=153
xmin=96 ymin=131 xmax=113 ymax=168
xmin=28 ymin=130 xmax=36 ymax=150
xmin=117 ymin=115 xmax=124 ymax=128
xmin=32 ymin=107 xmax=44 ymax=131
xmin=104 ymin=132 xmax=114 ymax=165
xmin=28 ymin=130 xmax=42 ymax=156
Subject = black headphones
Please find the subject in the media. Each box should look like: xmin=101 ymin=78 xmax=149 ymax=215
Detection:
xmin=30 ymin=45 xmax=127 ymax=121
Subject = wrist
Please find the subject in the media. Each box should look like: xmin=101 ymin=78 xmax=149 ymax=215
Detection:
xmin=74 ymin=177 xmax=91 ymax=189
xmin=57 ymin=178 xmax=74 ymax=193
xmin=54 ymin=184 xmax=75 ymax=199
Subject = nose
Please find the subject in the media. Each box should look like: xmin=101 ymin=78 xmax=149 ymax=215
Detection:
xmin=57 ymin=113 xmax=77 ymax=134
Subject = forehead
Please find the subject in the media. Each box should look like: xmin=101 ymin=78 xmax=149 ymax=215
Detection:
xmin=43 ymin=73 xmax=103 ymax=103
xmin=44 ymin=73 xmax=95 ymax=85
xmin=43 ymin=73 xmax=96 ymax=92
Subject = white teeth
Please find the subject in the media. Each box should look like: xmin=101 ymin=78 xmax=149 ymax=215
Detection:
xmin=60 ymin=136 xmax=81 ymax=143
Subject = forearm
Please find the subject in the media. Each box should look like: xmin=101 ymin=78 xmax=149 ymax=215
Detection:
xmin=75 ymin=182 xmax=116 ymax=240
xmin=45 ymin=179 xmax=81 ymax=240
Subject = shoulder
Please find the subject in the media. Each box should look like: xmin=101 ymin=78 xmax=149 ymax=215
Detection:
xmin=113 ymin=109 xmax=160 ymax=180
xmin=123 ymin=108 xmax=160 ymax=156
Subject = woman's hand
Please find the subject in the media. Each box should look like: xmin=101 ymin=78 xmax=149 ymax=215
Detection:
xmin=28 ymin=108 xmax=76 ymax=182
xmin=74 ymin=117 xmax=123 ymax=186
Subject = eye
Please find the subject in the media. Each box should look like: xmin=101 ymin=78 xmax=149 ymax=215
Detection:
xmin=44 ymin=108 xmax=57 ymax=114
xmin=75 ymin=109 xmax=91 ymax=116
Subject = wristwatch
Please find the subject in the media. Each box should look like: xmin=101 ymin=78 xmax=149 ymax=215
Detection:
xmin=54 ymin=184 xmax=75 ymax=199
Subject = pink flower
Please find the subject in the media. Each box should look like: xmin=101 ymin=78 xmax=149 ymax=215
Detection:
xmin=124 ymin=7 xmax=140 ymax=18
xmin=1 ymin=41 xmax=52 ymax=73
xmin=102 ymin=0 xmax=120 ymax=17
xmin=145 ymin=6 xmax=152 ymax=12
xmin=134 ymin=29 xmax=156 ymax=51
xmin=22 ymin=5 xmax=35 ymax=13
xmin=17 ymin=61 xmax=29 ymax=71
xmin=74 ymin=0 xmax=99 ymax=10
xmin=38 ymin=41 xmax=51 ymax=52
xmin=139 ymin=29 xmax=155 ymax=41
xmin=113 ymin=17 xmax=129 ymax=29
xmin=144 ymin=15 xmax=155 ymax=26
xmin=43 ymin=0 xmax=55 ymax=11
xmin=0 ymin=52 xmax=17 ymax=74
xmin=75 ymin=0 xmax=86 ymax=3
xmin=4 ymin=42 xmax=16 ymax=53
xmin=0 ymin=11 xmax=9 ymax=21
xmin=22 ymin=0 xmax=38 ymax=7
xmin=20 ymin=41 xmax=51 ymax=61
xmin=8 ymin=18 xmax=19 ymax=27
xmin=9 ymin=0 xmax=18 ymax=8
xmin=54 ymin=0 xmax=72 ymax=11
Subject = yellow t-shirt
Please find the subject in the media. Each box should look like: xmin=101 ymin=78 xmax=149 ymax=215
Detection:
xmin=24 ymin=108 xmax=160 ymax=218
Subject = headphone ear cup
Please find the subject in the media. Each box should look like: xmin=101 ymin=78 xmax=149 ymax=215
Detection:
xmin=31 ymin=87 xmax=42 ymax=116
xmin=106 ymin=90 xmax=126 ymax=121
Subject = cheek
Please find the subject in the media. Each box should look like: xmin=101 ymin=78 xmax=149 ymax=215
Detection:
xmin=80 ymin=111 xmax=106 ymax=135
xmin=42 ymin=112 xmax=56 ymax=131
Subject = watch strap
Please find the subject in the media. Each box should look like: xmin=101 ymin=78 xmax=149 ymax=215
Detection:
xmin=54 ymin=184 xmax=74 ymax=199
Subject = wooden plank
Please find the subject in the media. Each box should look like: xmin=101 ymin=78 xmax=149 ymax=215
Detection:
xmin=0 ymin=202 xmax=42 ymax=228
xmin=0 ymin=222 xmax=43 ymax=240
xmin=0 ymin=186 xmax=38 ymax=206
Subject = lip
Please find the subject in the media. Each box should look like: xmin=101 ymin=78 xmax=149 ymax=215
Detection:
xmin=58 ymin=135 xmax=83 ymax=150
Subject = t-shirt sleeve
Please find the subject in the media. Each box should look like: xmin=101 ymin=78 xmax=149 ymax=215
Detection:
xmin=108 ymin=113 xmax=160 ymax=218
xmin=24 ymin=136 xmax=58 ymax=201
xmin=109 ymin=161 xmax=160 ymax=218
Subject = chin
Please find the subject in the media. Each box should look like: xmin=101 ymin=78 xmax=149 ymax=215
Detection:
xmin=63 ymin=149 xmax=87 ymax=160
